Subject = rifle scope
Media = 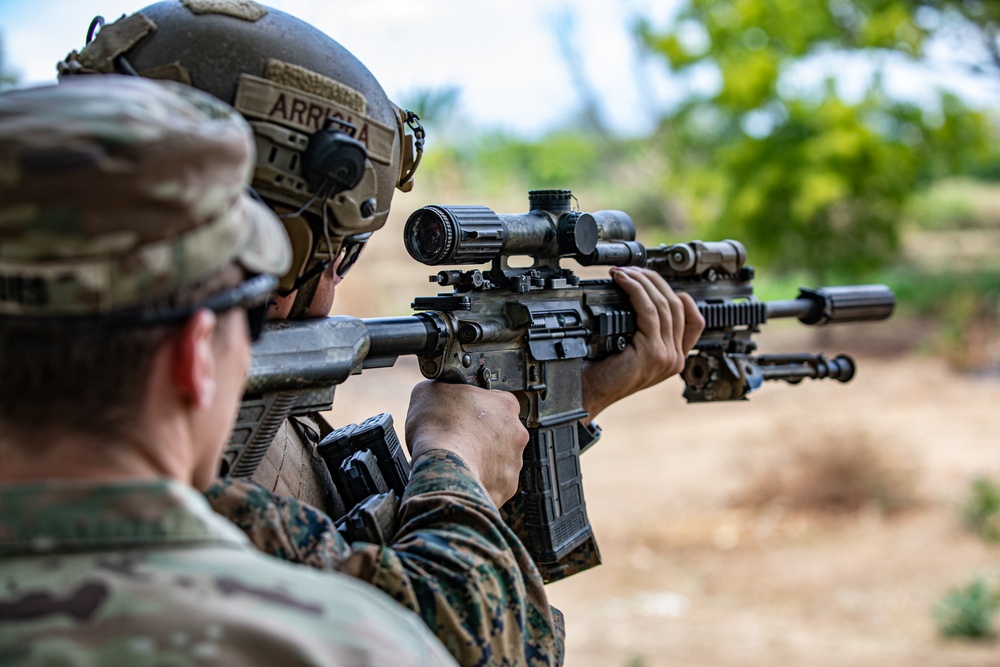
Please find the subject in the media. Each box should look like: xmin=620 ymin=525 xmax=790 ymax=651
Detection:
xmin=403 ymin=189 xmax=637 ymax=266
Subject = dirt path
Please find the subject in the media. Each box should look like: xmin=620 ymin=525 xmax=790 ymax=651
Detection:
xmin=543 ymin=349 xmax=1000 ymax=667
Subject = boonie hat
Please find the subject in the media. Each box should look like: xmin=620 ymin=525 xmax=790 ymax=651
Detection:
xmin=0 ymin=74 xmax=292 ymax=316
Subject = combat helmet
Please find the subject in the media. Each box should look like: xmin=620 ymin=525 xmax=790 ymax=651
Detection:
xmin=59 ymin=0 xmax=424 ymax=306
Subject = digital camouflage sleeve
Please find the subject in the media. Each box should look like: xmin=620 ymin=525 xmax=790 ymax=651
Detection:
xmin=205 ymin=449 xmax=565 ymax=667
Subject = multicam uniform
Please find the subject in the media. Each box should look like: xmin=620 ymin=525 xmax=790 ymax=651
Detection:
xmin=213 ymin=447 xmax=565 ymax=666
xmin=0 ymin=479 xmax=458 ymax=666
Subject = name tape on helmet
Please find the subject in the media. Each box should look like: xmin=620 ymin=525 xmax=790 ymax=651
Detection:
xmin=234 ymin=75 xmax=395 ymax=166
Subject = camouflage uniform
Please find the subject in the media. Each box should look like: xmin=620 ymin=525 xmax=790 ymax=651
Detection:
xmin=208 ymin=450 xmax=565 ymax=667
xmin=0 ymin=76 xmax=457 ymax=666
xmin=0 ymin=480 xmax=457 ymax=666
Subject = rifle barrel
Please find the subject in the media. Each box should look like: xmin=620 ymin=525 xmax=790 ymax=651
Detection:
xmin=764 ymin=299 xmax=815 ymax=320
xmin=765 ymin=284 xmax=896 ymax=325
xmin=364 ymin=315 xmax=446 ymax=367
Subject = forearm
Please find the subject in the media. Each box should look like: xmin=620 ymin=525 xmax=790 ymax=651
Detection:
xmin=352 ymin=450 xmax=562 ymax=666
xmin=206 ymin=450 xmax=563 ymax=667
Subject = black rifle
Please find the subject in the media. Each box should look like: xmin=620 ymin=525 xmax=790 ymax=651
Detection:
xmin=232 ymin=189 xmax=895 ymax=581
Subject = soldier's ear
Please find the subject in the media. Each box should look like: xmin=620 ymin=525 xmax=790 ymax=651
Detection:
xmin=170 ymin=309 xmax=218 ymax=410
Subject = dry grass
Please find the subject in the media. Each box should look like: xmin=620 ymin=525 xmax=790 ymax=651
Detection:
xmin=942 ymin=306 xmax=1000 ymax=375
xmin=733 ymin=430 xmax=918 ymax=515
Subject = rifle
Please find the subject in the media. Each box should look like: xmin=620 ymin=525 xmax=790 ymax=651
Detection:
xmin=231 ymin=189 xmax=896 ymax=581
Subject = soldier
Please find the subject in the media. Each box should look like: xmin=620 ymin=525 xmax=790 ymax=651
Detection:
xmin=0 ymin=75 xmax=458 ymax=665
xmin=56 ymin=3 xmax=705 ymax=665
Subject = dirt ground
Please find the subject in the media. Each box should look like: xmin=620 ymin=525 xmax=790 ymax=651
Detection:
xmin=328 ymin=211 xmax=1000 ymax=667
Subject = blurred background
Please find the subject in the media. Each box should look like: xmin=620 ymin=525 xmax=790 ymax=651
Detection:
xmin=3 ymin=1 xmax=1000 ymax=664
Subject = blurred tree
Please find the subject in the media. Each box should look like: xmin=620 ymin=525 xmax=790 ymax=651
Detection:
xmin=398 ymin=85 xmax=462 ymax=131
xmin=636 ymin=0 xmax=996 ymax=281
xmin=918 ymin=0 xmax=1000 ymax=70
xmin=0 ymin=34 xmax=19 ymax=91
xmin=550 ymin=6 xmax=611 ymax=139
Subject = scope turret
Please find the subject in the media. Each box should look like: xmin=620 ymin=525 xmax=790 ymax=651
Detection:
xmin=403 ymin=190 xmax=637 ymax=266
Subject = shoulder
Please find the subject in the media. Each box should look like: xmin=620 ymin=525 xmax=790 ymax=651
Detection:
xmin=4 ymin=544 xmax=456 ymax=666
xmin=214 ymin=553 xmax=458 ymax=665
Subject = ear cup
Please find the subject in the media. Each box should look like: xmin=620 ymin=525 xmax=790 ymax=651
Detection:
xmin=303 ymin=126 xmax=367 ymax=195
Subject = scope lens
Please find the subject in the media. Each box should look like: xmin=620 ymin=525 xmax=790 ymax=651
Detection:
xmin=415 ymin=216 xmax=445 ymax=258
xmin=406 ymin=210 xmax=448 ymax=263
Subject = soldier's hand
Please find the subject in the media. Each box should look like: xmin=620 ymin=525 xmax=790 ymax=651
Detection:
xmin=405 ymin=381 xmax=529 ymax=507
xmin=580 ymin=266 xmax=704 ymax=423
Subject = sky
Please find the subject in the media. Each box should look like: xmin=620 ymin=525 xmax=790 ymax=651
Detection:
xmin=1 ymin=0 xmax=998 ymax=139
xmin=0 ymin=0 xmax=683 ymax=138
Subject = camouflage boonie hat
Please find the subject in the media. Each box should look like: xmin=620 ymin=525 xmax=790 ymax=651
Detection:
xmin=0 ymin=74 xmax=292 ymax=316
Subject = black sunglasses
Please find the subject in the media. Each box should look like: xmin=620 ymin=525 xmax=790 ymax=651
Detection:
xmin=108 ymin=274 xmax=277 ymax=342
xmin=336 ymin=232 xmax=371 ymax=278
xmin=278 ymin=231 xmax=372 ymax=297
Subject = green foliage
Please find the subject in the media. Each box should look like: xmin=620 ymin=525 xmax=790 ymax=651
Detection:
xmin=706 ymin=91 xmax=921 ymax=277
xmin=418 ymin=130 xmax=608 ymax=201
xmin=479 ymin=132 xmax=603 ymax=189
xmin=933 ymin=577 xmax=1000 ymax=639
xmin=963 ymin=476 xmax=1000 ymax=542
xmin=875 ymin=262 xmax=1000 ymax=370
xmin=411 ymin=1 xmax=1000 ymax=290
xmin=637 ymin=0 xmax=996 ymax=281
xmin=413 ymin=130 xmax=700 ymax=245
xmin=923 ymin=96 xmax=1000 ymax=180
xmin=905 ymin=179 xmax=1000 ymax=231
xmin=882 ymin=267 xmax=1000 ymax=315
xmin=398 ymin=86 xmax=462 ymax=129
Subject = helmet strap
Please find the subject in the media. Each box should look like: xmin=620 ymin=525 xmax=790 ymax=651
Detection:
xmin=288 ymin=267 xmax=323 ymax=319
